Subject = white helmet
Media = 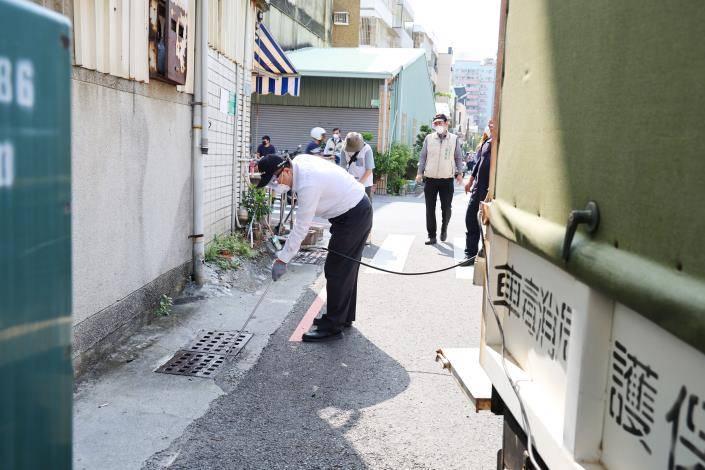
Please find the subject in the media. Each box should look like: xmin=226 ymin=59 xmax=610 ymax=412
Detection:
xmin=310 ymin=127 xmax=326 ymax=140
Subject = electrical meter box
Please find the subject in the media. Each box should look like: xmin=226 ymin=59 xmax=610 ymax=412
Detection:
xmin=0 ymin=1 xmax=72 ymax=468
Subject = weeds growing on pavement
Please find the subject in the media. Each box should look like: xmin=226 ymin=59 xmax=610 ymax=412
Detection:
xmin=205 ymin=233 xmax=256 ymax=270
xmin=155 ymin=294 xmax=173 ymax=316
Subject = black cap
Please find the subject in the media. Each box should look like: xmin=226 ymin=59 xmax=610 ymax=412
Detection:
xmin=433 ymin=113 xmax=448 ymax=122
xmin=255 ymin=154 xmax=285 ymax=188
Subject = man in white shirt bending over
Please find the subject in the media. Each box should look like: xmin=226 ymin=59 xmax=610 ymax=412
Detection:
xmin=256 ymin=154 xmax=372 ymax=342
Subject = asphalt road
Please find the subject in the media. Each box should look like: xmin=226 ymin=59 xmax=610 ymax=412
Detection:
xmin=146 ymin=184 xmax=502 ymax=470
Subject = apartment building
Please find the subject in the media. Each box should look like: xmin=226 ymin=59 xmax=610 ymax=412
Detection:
xmin=412 ymin=24 xmax=438 ymax=91
xmin=332 ymin=0 xmax=362 ymax=47
xmin=453 ymin=58 xmax=496 ymax=129
xmin=358 ymin=0 xmax=414 ymax=48
xmin=262 ymin=0 xmax=334 ymax=50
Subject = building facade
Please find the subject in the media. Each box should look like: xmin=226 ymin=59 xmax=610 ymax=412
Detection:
xmin=262 ymin=0 xmax=333 ymax=51
xmin=332 ymin=0 xmax=361 ymax=47
xmin=252 ymin=48 xmax=435 ymax=153
xmin=30 ymin=0 xmax=284 ymax=374
xmin=412 ymin=24 xmax=438 ymax=91
xmin=359 ymin=0 xmax=413 ymax=48
xmin=453 ymin=58 xmax=496 ymax=129
xmin=434 ymin=47 xmax=455 ymax=127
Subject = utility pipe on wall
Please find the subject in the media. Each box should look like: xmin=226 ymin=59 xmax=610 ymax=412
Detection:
xmin=191 ymin=0 xmax=209 ymax=285
xmin=232 ymin=2 xmax=253 ymax=231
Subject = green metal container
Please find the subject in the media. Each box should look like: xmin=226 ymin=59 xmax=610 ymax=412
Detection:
xmin=0 ymin=1 xmax=72 ymax=468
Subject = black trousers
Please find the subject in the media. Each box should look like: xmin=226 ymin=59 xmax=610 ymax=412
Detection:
xmin=320 ymin=196 xmax=373 ymax=330
xmin=465 ymin=195 xmax=482 ymax=257
xmin=424 ymin=178 xmax=454 ymax=238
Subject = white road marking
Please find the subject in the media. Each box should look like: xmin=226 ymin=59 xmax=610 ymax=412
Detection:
xmin=365 ymin=234 xmax=415 ymax=274
xmin=454 ymin=237 xmax=474 ymax=280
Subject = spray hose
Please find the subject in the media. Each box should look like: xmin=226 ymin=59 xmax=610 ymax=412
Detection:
xmin=304 ymin=246 xmax=476 ymax=276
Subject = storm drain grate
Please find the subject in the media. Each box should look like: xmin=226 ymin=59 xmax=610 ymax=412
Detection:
xmin=156 ymin=330 xmax=253 ymax=378
xmin=291 ymin=250 xmax=327 ymax=265
xmin=155 ymin=350 xmax=226 ymax=378
xmin=185 ymin=330 xmax=253 ymax=356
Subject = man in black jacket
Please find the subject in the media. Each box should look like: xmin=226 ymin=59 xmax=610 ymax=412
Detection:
xmin=464 ymin=121 xmax=495 ymax=260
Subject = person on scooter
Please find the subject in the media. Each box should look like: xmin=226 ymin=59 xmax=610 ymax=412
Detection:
xmin=305 ymin=127 xmax=326 ymax=155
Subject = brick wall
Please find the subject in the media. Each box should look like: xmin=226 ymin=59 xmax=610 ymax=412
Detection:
xmin=332 ymin=0 xmax=360 ymax=47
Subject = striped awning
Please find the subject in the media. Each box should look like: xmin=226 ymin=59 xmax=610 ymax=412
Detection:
xmin=253 ymin=23 xmax=300 ymax=97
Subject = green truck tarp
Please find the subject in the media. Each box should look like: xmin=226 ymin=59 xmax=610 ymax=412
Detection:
xmin=492 ymin=0 xmax=705 ymax=354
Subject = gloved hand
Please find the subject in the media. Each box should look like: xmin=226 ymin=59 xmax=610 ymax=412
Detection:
xmin=271 ymin=259 xmax=287 ymax=281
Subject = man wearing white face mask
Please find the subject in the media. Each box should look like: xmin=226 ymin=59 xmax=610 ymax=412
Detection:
xmin=415 ymin=113 xmax=464 ymax=245
xmin=340 ymin=132 xmax=375 ymax=199
xmin=341 ymin=132 xmax=375 ymax=245
xmin=256 ymin=154 xmax=372 ymax=342
xmin=323 ymin=127 xmax=344 ymax=164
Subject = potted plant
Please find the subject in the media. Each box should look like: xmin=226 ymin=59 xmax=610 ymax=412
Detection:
xmin=242 ymin=185 xmax=271 ymax=241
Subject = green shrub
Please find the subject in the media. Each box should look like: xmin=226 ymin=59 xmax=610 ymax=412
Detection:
xmin=361 ymin=131 xmax=374 ymax=142
xmin=205 ymin=232 xmax=256 ymax=270
xmin=155 ymin=294 xmax=173 ymax=316
xmin=242 ymin=185 xmax=271 ymax=222
xmin=376 ymin=143 xmax=412 ymax=194
xmin=414 ymin=125 xmax=432 ymax=156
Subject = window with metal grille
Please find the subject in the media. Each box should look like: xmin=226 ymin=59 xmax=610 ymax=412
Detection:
xmin=360 ymin=17 xmax=372 ymax=45
xmin=333 ymin=11 xmax=349 ymax=25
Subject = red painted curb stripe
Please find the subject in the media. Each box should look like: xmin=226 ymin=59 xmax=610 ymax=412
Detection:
xmin=289 ymin=288 xmax=327 ymax=342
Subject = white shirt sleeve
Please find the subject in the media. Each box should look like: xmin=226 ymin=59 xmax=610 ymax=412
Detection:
xmin=276 ymin=184 xmax=321 ymax=263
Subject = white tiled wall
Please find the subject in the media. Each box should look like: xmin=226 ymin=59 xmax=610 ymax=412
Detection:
xmin=204 ymin=48 xmax=251 ymax=240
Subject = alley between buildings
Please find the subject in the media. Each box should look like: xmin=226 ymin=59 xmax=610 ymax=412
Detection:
xmin=74 ymin=186 xmax=502 ymax=470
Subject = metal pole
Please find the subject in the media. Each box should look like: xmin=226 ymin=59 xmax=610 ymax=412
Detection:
xmin=192 ymin=0 xmax=209 ymax=285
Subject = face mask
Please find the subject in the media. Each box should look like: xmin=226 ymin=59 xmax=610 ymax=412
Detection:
xmin=270 ymin=183 xmax=290 ymax=195
xmin=267 ymin=175 xmax=290 ymax=194
xmin=333 ymin=133 xmax=339 ymax=139
xmin=484 ymin=126 xmax=491 ymax=136
xmin=434 ymin=125 xmax=446 ymax=134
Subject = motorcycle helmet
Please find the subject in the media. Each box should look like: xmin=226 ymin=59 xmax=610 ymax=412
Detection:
xmin=310 ymin=127 xmax=326 ymax=140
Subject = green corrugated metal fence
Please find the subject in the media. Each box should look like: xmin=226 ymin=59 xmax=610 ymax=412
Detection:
xmin=256 ymin=76 xmax=381 ymax=109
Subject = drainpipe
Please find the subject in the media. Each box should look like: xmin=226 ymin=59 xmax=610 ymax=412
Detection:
xmin=383 ymin=78 xmax=389 ymax=152
xmin=233 ymin=3 xmax=253 ymax=230
xmin=191 ymin=0 xmax=209 ymax=285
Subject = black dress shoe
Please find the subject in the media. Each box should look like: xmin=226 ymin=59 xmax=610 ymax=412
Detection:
xmin=425 ymin=238 xmax=437 ymax=245
xmin=302 ymin=328 xmax=343 ymax=342
xmin=440 ymin=227 xmax=448 ymax=242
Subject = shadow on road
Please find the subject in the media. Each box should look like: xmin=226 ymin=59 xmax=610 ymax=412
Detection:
xmin=150 ymin=287 xmax=410 ymax=470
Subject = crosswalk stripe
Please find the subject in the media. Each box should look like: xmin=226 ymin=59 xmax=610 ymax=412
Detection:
xmin=453 ymin=237 xmax=474 ymax=280
xmin=364 ymin=234 xmax=415 ymax=274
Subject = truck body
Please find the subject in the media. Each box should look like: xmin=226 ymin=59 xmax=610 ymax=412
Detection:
xmin=438 ymin=1 xmax=705 ymax=469
xmin=0 ymin=1 xmax=73 ymax=467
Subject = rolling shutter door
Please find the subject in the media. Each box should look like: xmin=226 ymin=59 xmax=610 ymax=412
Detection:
xmin=251 ymin=104 xmax=380 ymax=154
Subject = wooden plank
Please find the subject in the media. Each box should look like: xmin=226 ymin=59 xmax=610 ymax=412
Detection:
xmin=436 ymin=347 xmax=492 ymax=412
